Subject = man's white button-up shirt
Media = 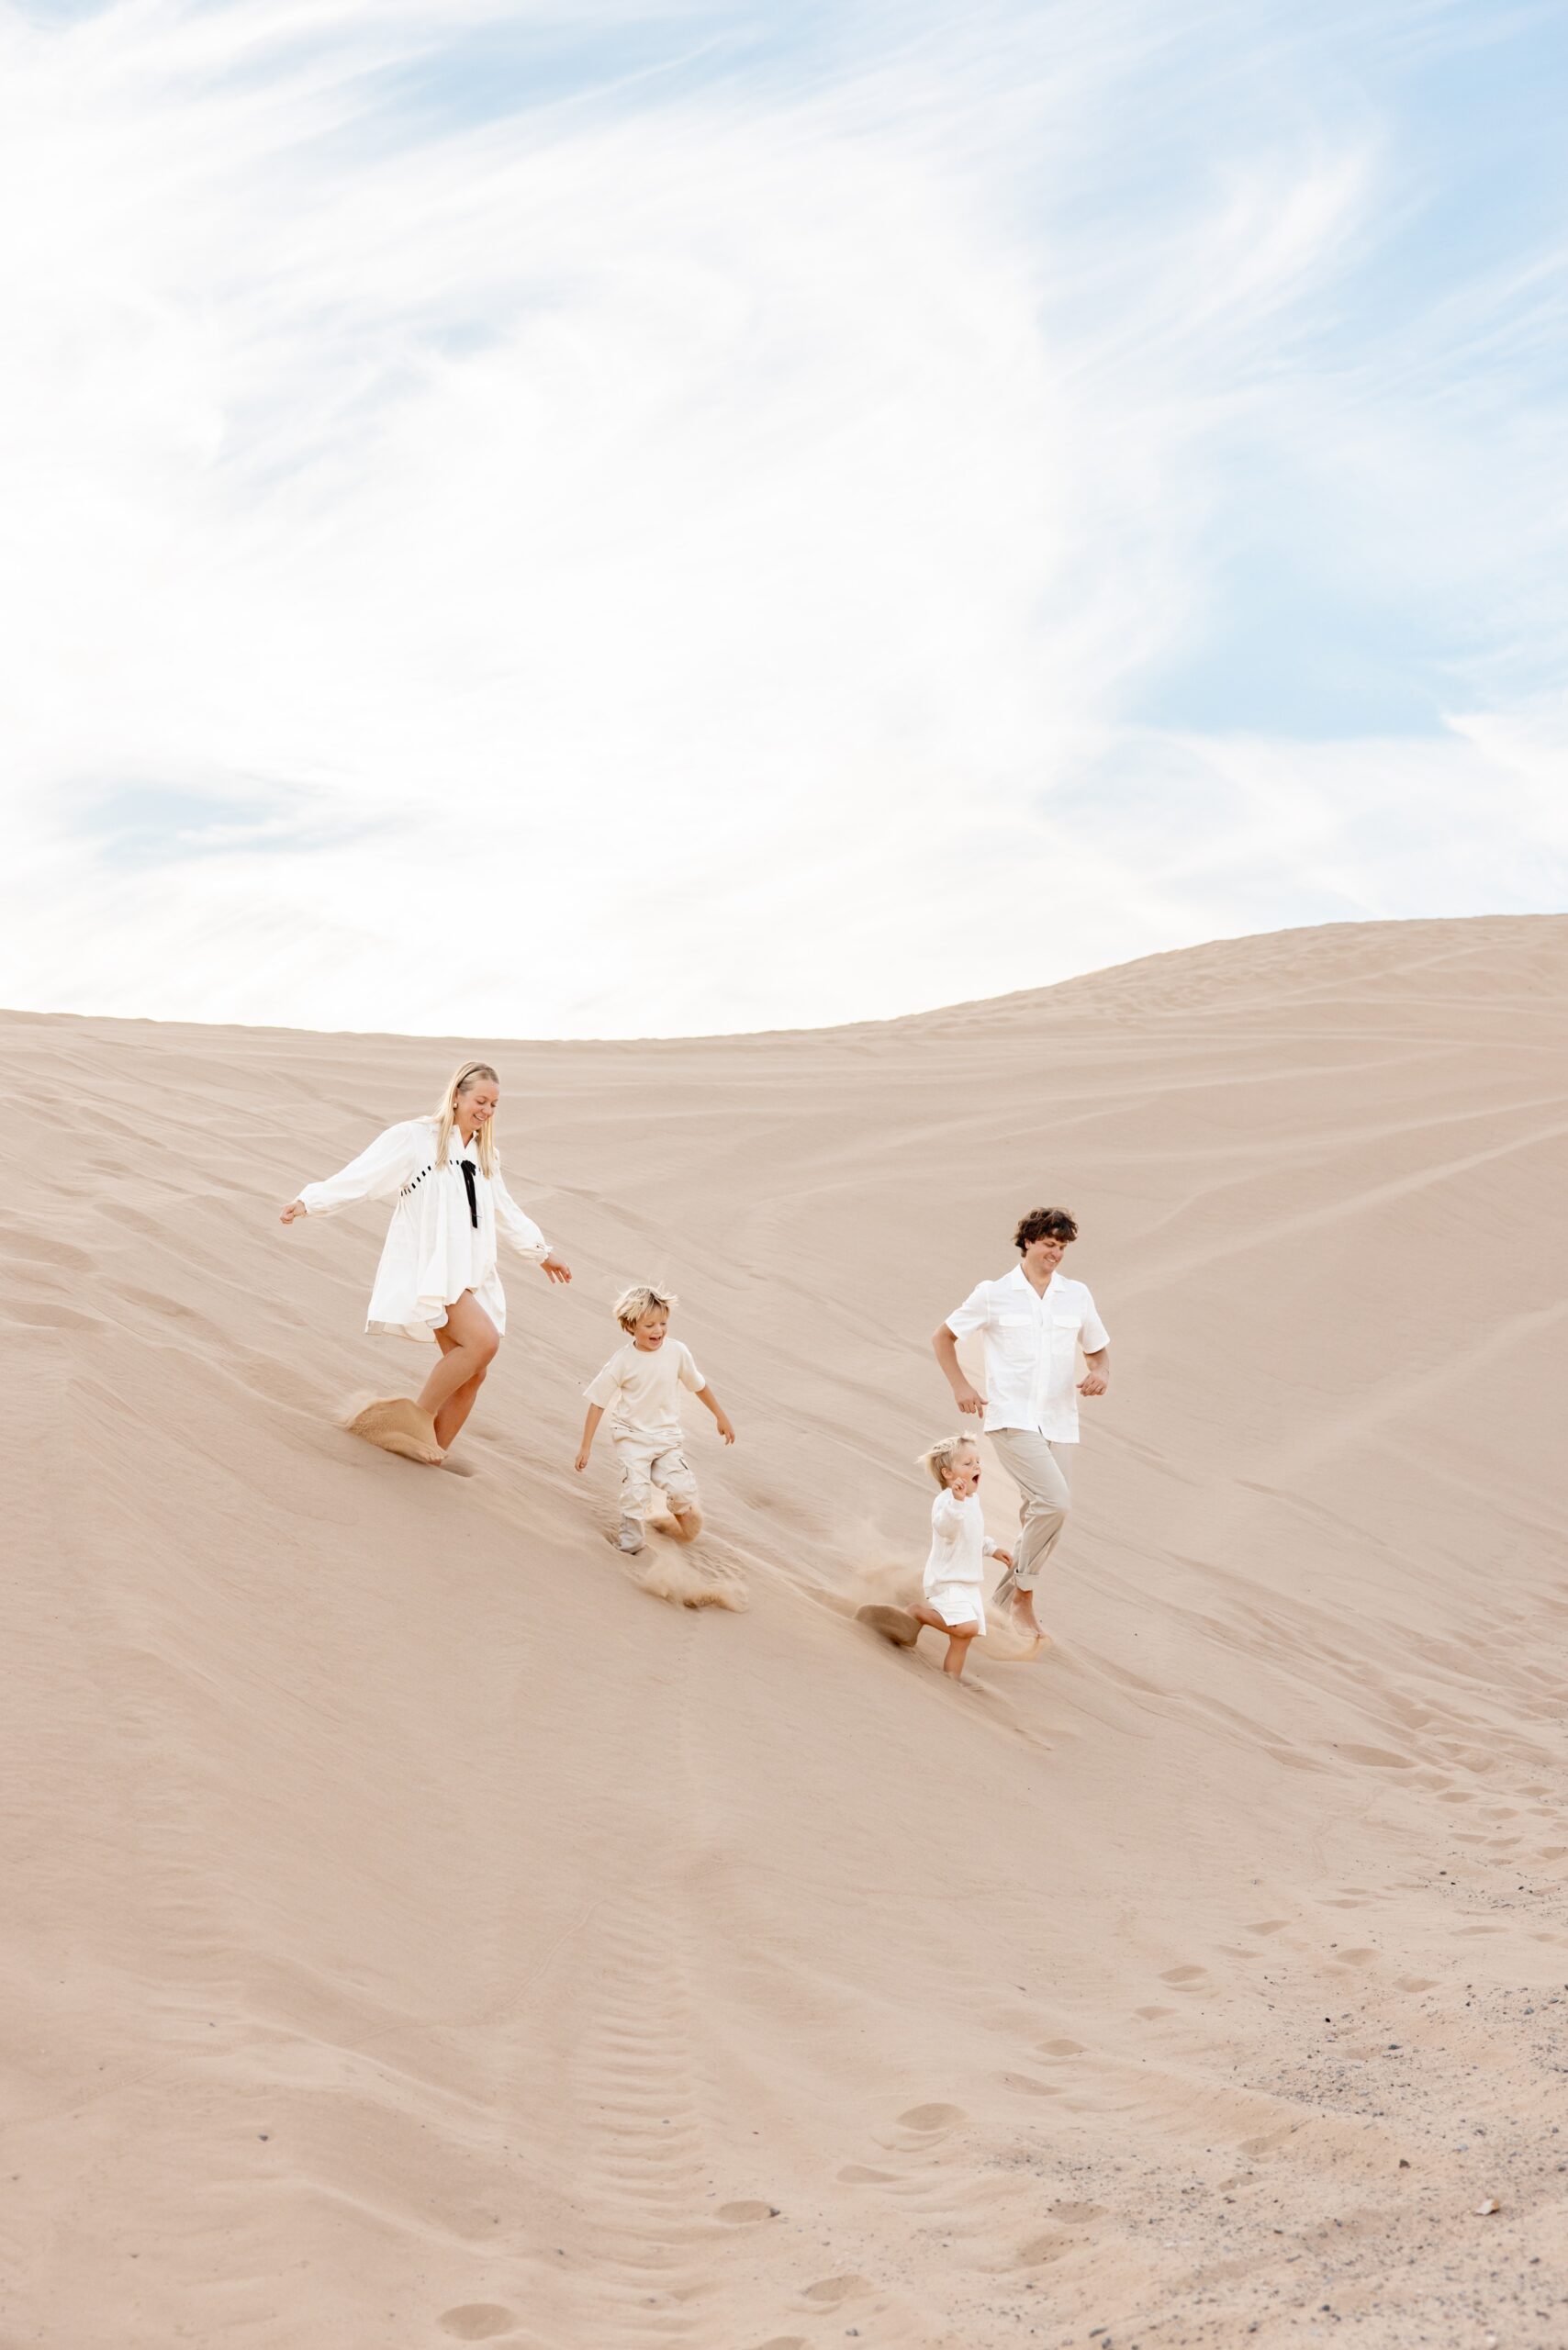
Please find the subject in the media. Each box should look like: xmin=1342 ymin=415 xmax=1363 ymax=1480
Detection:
xmin=945 ymin=1265 xmax=1109 ymax=1442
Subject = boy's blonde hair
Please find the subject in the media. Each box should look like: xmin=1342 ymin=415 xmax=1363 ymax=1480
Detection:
xmin=614 ymin=1281 xmax=677 ymax=1332
xmin=917 ymin=1433 xmax=979 ymax=1489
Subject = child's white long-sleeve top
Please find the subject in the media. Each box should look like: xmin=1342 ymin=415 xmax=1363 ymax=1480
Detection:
xmin=923 ymin=1488 xmax=1002 ymax=1595
xmin=297 ymin=1116 xmax=552 ymax=1342
xmin=584 ymin=1340 xmax=706 ymax=1442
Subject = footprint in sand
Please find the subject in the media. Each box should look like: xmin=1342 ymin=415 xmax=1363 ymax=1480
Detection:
xmin=1134 ymin=2005 xmax=1175 ymax=2020
xmin=898 ymin=2102 xmax=964 ymax=2132
xmin=1160 ymin=1965 xmax=1206 ymax=1986
xmin=719 ymin=2200 xmax=779 ymax=2224
xmin=838 ymin=2164 xmax=897 ymax=2184
xmin=801 ymin=2276 xmax=870 ymax=2306
xmin=1052 ymin=2201 xmax=1105 ymax=2224
xmin=755 ymin=2339 xmax=807 ymax=2350
xmin=1396 ymin=1975 xmax=1438 ymax=1993
xmin=1248 ymin=1919 xmax=1291 ymax=1936
xmin=1338 ymin=1746 xmax=1415 ymax=1769
xmin=1038 ymin=2038 xmax=1084 ymax=2056
xmin=1 ymin=1296 xmax=100 ymax=1329
xmin=996 ymin=2070 xmax=1062 ymax=2096
xmin=439 ymin=2309 xmax=521 ymax=2342
xmin=1018 ymin=2232 xmax=1072 ymax=2265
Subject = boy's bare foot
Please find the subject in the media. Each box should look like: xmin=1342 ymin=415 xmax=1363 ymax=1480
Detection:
xmin=345 ymin=1396 xmax=444 ymax=1466
xmin=667 ymin=1505 xmax=702 ymax=1546
xmin=857 ymin=1604 xmax=921 ymax=1648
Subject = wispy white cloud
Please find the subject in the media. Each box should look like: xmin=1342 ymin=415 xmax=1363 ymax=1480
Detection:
xmin=0 ymin=0 xmax=1562 ymax=1037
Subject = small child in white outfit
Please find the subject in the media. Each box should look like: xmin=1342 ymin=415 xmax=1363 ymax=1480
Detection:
xmin=914 ymin=1435 xmax=1011 ymax=1678
xmin=576 ymin=1284 xmax=735 ymax=1554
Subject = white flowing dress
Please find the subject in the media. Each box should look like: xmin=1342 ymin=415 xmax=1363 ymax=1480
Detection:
xmin=297 ymin=1117 xmax=553 ymax=1343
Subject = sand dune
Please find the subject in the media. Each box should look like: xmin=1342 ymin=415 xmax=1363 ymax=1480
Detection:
xmin=4 ymin=912 xmax=1567 ymax=2348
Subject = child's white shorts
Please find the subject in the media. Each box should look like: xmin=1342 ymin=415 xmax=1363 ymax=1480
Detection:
xmin=923 ymin=1579 xmax=985 ymax=1633
xmin=612 ymin=1431 xmax=700 ymax=1517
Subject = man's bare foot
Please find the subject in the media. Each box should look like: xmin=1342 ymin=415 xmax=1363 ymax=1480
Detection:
xmin=857 ymin=1604 xmax=920 ymax=1648
xmin=345 ymin=1396 xmax=444 ymax=1465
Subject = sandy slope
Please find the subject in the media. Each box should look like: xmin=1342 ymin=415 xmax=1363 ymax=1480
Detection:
xmin=4 ymin=912 xmax=1567 ymax=2350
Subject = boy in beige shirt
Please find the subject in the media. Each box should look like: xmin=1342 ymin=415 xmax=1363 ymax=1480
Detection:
xmin=576 ymin=1284 xmax=735 ymax=1552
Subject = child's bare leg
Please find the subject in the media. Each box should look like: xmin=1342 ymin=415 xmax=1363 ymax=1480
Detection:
xmin=417 ymin=1292 xmax=499 ymax=1427
xmin=909 ymin=1606 xmax=978 ymax=1675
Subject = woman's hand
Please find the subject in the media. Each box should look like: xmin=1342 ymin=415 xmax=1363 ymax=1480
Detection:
xmin=279 ymin=1200 xmax=307 ymax=1225
xmin=991 ymin=1546 xmax=1014 ymax=1569
xmin=542 ymin=1255 xmax=573 ymax=1284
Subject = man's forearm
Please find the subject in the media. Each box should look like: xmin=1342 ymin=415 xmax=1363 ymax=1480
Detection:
xmin=933 ymin=1326 xmax=964 ymax=1391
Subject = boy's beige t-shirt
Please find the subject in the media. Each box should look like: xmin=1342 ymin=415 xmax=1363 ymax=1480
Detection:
xmin=585 ymin=1339 xmax=706 ymax=1440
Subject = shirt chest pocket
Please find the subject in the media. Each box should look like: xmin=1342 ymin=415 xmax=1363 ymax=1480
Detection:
xmin=1049 ymin=1314 xmax=1082 ymax=1356
xmin=994 ymin=1313 xmax=1036 ymax=1358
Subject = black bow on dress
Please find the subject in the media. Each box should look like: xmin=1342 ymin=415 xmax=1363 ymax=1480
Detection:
xmin=458 ymin=1159 xmax=479 ymax=1228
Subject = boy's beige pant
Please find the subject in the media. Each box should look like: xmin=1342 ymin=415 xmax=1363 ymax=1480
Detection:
xmin=612 ymin=1431 xmax=700 ymax=1519
xmin=986 ymin=1428 xmax=1070 ymax=1601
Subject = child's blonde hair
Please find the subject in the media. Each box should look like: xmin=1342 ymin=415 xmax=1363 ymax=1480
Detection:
xmin=917 ymin=1433 xmax=979 ymax=1488
xmin=614 ymin=1281 xmax=677 ymax=1332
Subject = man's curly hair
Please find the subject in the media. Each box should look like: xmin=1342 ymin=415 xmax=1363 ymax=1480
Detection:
xmin=1014 ymin=1206 xmax=1078 ymax=1252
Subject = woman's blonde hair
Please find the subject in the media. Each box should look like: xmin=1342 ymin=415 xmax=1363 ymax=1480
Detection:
xmin=613 ymin=1281 xmax=677 ymax=1331
xmin=916 ymin=1433 xmax=978 ymax=1489
xmin=433 ymin=1059 xmax=500 ymax=1177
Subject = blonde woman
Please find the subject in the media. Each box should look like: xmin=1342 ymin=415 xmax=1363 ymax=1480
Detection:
xmin=280 ymin=1059 xmax=571 ymax=1463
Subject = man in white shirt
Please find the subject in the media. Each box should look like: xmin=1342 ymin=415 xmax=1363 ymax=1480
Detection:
xmin=931 ymin=1205 xmax=1111 ymax=1639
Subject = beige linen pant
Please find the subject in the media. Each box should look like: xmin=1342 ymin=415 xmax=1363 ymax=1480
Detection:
xmin=987 ymin=1428 xmax=1070 ymax=1601
xmin=611 ymin=1431 xmax=700 ymax=1519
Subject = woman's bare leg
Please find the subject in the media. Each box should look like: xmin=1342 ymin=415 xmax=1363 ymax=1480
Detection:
xmin=426 ymin=1321 xmax=488 ymax=1451
xmin=416 ymin=1292 xmax=500 ymax=1427
xmin=434 ymin=1366 xmax=487 ymax=1450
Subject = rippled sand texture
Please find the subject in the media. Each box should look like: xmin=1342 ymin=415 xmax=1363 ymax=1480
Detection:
xmin=4 ymin=913 xmax=1567 ymax=2348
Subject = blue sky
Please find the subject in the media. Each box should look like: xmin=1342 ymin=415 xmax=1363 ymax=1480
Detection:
xmin=0 ymin=0 xmax=1563 ymax=1035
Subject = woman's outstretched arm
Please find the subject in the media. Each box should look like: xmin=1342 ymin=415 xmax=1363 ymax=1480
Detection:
xmin=280 ymin=1121 xmax=424 ymax=1224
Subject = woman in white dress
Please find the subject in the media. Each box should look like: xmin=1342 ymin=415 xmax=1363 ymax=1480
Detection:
xmin=280 ymin=1058 xmax=571 ymax=1462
